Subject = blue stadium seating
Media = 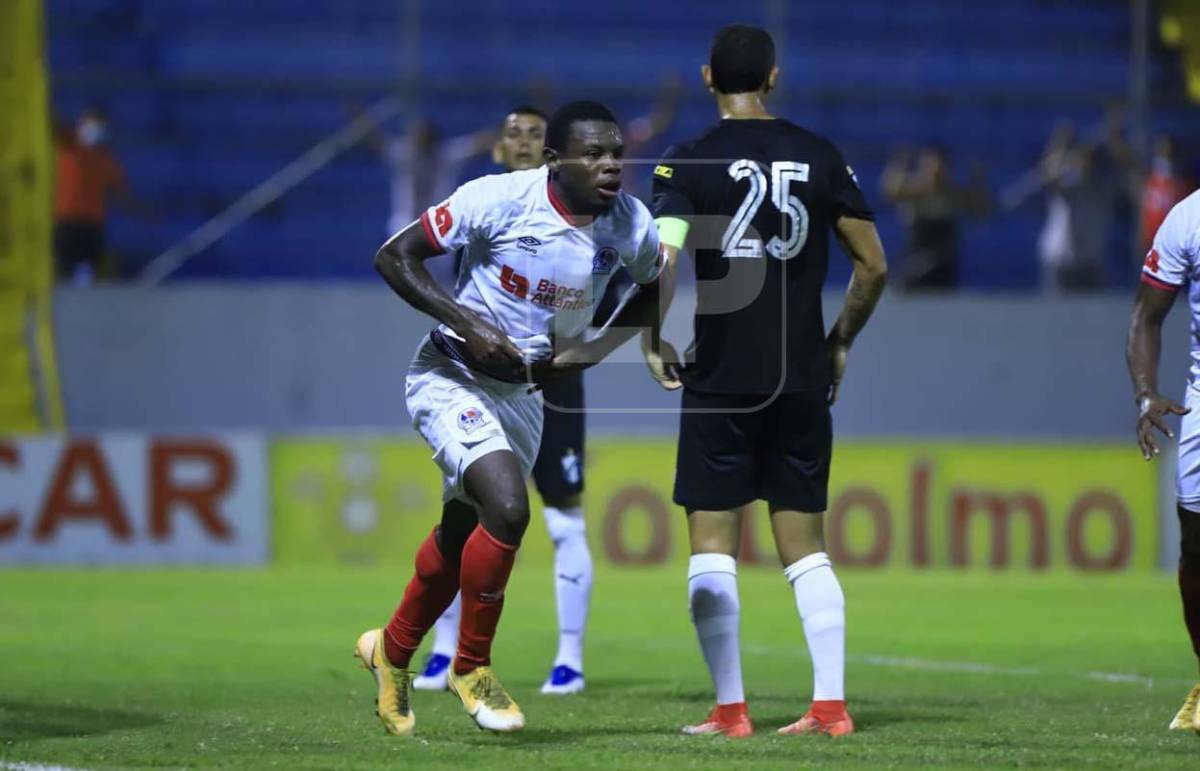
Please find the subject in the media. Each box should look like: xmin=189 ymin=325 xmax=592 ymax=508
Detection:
xmin=46 ymin=0 xmax=1193 ymax=288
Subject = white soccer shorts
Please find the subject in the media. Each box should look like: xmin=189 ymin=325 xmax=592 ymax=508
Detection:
xmin=405 ymin=336 xmax=544 ymax=504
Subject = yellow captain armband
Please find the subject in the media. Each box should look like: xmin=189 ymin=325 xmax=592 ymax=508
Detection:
xmin=654 ymin=217 xmax=689 ymax=251
xmin=653 ymin=164 xmax=674 ymax=179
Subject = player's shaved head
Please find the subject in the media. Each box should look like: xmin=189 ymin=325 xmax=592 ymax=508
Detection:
xmin=545 ymin=101 xmax=619 ymax=154
xmin=709 ymin=24 xmax=775 ymax=94
xmin=507 ymin=104 xmax=548 ymax=123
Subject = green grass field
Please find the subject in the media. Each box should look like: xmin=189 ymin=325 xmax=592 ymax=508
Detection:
xmin=2 ymin=566 xmax=1198 ymax=769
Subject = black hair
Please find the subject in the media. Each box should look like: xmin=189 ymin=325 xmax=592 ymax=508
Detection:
xmin=709 ymin=24 xmax=775 ymax=94
xmin=545 ymin=100 xmax=618 ymax=153
xmin=508 ymin=104 xmax=548 ymax=122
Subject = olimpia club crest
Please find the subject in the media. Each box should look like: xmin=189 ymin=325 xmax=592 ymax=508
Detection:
xmin=593 ymin=246 xmax=618 ymax=274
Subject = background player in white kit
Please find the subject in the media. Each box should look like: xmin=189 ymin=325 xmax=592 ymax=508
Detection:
xmin=353 ymin=101 xmax=665 ymax=736
xmin=1127 ymin=187 xmax=1200 ymax=733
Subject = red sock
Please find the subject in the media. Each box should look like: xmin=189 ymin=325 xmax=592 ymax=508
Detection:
xmin=382 ymin=527 xmax=460 ymax=669
xmin=1180 ymin=567 xmax=1200 ymax=659
xmin=811 ymin=699 xmax=848 ymax=723
xmin=454 ymin=526 xmax=517 ymax=675
xmin=715 ymin=702 xmax=748 ymax=723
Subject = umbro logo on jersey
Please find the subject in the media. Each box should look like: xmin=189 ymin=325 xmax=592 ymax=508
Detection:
xmin=516 ymin=235 xmax=542 ymax=254
xmin=593 ymin=246 xmax=618 ymax=274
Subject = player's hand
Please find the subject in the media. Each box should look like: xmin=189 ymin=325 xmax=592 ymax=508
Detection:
xmin=460 ymin=321 xmax=525 ymax=380
xmin=1136 ymin=392 xmax=1190 ymax=460
xmin=528 ymin=345 xmax=591 ymax=383
xmin=827 ymin=338 xmax=850 ymax=406
xmin=643 ymin=338 xmax=683 ymax=391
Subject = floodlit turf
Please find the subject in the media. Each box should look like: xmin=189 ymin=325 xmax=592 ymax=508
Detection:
xmin=1 ymin=566 xmax=1198 ymax=769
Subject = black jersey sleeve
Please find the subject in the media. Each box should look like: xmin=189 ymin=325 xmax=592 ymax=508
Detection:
xmin=826 ymin=141 xmax=874 ymax=222
xmin=650 ymin=143 xmax=694 ymax=219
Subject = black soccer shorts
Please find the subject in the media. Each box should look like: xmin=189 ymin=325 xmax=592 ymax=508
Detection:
xmin=673 ymin=388 xmax=832 ymax=512
xmin=532 ymin=369 xmax=585 ymax=501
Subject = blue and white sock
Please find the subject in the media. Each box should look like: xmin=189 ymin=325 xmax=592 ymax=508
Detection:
xmin=545 ymin=505 xmax=592 ymax=673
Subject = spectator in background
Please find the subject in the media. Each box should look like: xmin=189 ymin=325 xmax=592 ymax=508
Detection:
xmin=1036 ymin=120 xmax=1130 ymax=292
xmin=882 ymin=146 xmax=990 ymax=290
xmin=1140 ymin=134 xmax=1191 ymax=254
xmin=53 ymin=106 xmax=133 ymax=284
xmin=354 ymin=114 xmax=495 ymax=286
xmin=370 ymin=119 xmax=497 ymax=239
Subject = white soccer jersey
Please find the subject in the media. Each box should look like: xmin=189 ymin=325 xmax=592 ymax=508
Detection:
xmin=414 ymin=167 xmax=662 ymax=345
xmin=1142 ymin=188 xmax=1200 ymax=507
xmin=1142 ymin=188 xmax=1200 ymax=387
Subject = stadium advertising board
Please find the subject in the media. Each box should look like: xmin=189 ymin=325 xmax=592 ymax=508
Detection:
xmin=272 ymin=439 xmax=1157 ymax=572
xmin=0 ymin=434 xmax=268 ymax=564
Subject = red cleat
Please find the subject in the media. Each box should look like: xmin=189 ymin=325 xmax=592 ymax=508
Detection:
xmin=778 ymin=701 xmax=855 ymax=737
xmin=682 ymin=702 xmax=754 ymax=739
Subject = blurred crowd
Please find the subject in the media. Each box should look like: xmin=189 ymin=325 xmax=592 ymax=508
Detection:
xmin=52 ymin=97 xmax=1193 ymax=293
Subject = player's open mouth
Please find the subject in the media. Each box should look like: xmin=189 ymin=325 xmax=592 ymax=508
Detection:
xmin=596 ymin=181 xmax=620 ymax=198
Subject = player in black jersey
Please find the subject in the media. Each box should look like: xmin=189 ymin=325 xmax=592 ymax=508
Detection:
xmin=648 ymin=24 xmax=887 ymax=738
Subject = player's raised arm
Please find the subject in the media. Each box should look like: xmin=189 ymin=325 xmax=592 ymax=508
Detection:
xmin=374 ymin=219 xmax=523 ymax=379
xmin=828 ymin=215 xmax=887 ymax=405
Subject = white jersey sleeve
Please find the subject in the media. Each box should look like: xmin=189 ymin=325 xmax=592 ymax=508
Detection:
xmin=1143 ymin=193 xmax=1200 ymax=291
xmin=621 ymin=200 xmax=664 ymax=285
xmin=418 ymin=175 xmax=512 ymax=254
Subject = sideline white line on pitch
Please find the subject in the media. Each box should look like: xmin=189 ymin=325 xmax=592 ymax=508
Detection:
xmin=0 ymin=763 xmax=89 ymax=771
xmin=742 ymin=642 xmax=1174 ymax=689
xmin=604 ymin=636 xmax=1185 ymax=689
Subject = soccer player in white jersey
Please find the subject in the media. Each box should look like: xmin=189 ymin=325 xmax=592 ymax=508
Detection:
xmin=417 ymin=104 xmax=607 ymax=696
xmin=1127 ymin=187 xmax=1200 ymax=733
xmin=354 ymin=101 xmax=664 ymax=736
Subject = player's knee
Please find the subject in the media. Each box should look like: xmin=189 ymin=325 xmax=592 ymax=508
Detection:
xmin=1180 ymin=504 xmax=1200 ymax=572
xmin=543 ymin=493 xmax=582 ymax=510
xmin=544 ymin=504 xmax=586 ymax=546
xmin=482 ymin=494 xmax=530 ymax=546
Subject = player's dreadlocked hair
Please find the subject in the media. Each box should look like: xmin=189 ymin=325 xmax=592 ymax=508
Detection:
xmin=709 ymin=24 xmax=775 ymax=94
xmin=545 ymin=101 xmax=619 ymax=153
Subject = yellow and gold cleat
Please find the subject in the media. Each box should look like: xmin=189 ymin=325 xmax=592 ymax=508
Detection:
xmin=447 ymin=663 xmax=525 ymax=732
xmin=354 ymin=629 xmax=415 ymax=736
xmin=1168 ymin=683 xmax=1200 ymax=732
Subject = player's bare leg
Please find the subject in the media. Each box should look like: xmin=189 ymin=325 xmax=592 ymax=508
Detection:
xmin=770 ymin=507 xmax=853 ymax=737
xmin=1169 ymin=504 xmax=1200 ymax=732
xmin=541 ymin=492 xmax=593 ymax=695
xmin=682 ymin=507 xmax=753 ymax=739
xmin=448 ymin=450 xmax=527 ymax=732
xmin=355 ymin=500 xmax=474 ymax=735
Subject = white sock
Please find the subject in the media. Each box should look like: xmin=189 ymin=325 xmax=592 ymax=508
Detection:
xmin=688 ymin=553 xmax=744 ymax=705
xmin=784 ymin=552 xmax=845 ymax=701
xmin=545 ymin=505 xmax=592 ymax=672
xmin=430 ymin=592 xmax=460 ymax=658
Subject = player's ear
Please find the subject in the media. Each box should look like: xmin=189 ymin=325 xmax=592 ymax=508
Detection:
xmin=543 ymin=146 xmax=559 ymax=174
xmin=700 ymin=64 xmax=715 ymax=95
xmin=765 ymin=66 xmax=779 ymax=94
